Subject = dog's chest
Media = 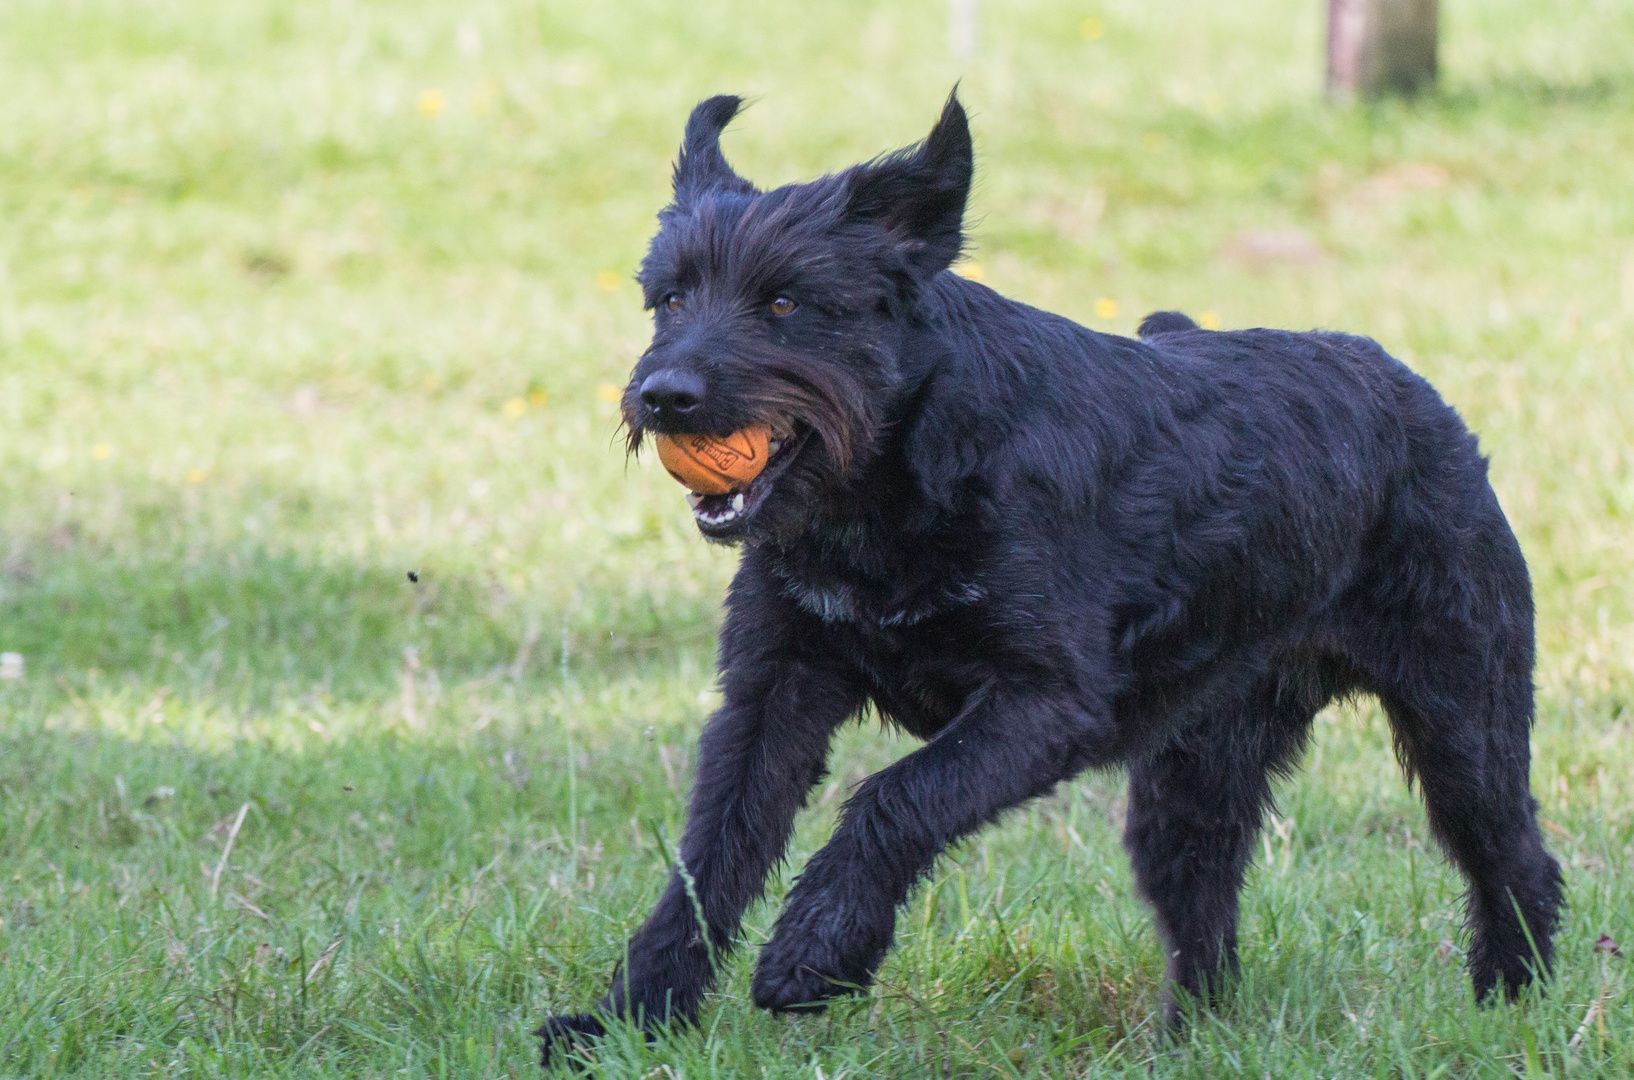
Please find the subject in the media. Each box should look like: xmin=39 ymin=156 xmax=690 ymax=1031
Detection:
xmin=765 ymin=522 xmax=995 ymax=739
xmin=774 ymin=573 xmax=985 ymax=629
xmin=767 ymin=520 xmax=985 ymax=631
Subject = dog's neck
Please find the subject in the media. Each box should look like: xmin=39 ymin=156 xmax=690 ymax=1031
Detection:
xmin=760 ymin=320 xmax=990 ymax=628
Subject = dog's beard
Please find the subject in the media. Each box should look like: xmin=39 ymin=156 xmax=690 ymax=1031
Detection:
xmin=621 ymin=347 xmax=895 ymax=541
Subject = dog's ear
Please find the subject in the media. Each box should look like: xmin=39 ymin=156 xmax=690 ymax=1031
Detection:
xmin=673 ymin=95 xmax=758 ymax=202
xmin=844 ymin=89 xmax=973 ymax=280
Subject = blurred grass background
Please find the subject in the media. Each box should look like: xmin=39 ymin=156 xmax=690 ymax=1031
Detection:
xmin=0 ymin=0 xmax=1630 ymax=1076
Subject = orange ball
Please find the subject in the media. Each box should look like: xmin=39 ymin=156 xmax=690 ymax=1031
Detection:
xmin=653 ymin=426 xmax=772 ymax=495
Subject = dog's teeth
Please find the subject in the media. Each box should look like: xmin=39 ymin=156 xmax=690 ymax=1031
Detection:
xmin=685 ymin=492 xmax=702 ymax=508
xmin=731 ymin=493 xmax=745 ymax=511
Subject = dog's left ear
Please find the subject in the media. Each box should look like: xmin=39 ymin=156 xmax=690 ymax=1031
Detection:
xmin=673 ymin=95 xmax=758 ymax=204
xmin=845 ymin=90 xmax=973 ymax=280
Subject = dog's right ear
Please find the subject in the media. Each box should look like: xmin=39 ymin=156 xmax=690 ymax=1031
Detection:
xmin=844 ymin=90 xmax=974 ymax=281
xmin=672 ymin=95 xmax=758 ymax=203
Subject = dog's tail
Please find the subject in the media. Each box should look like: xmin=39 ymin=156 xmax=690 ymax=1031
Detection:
xmin=1137 ymin=311 xmax=1201 ymax=338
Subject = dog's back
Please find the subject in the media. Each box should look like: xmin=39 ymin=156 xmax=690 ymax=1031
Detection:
xmin=896 ymin=276 xmax=1526 ymax=739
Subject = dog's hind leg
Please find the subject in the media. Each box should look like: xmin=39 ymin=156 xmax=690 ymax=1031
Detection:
xmin=1367 ymin=622 xmax=1562 ymax=998
xmin=1348 ymin=501 xmax=1563 ymax=1000
xmin=1379 ymin=688 xmax=1562 ymax=999
xmin=1122 ymin=672 xmax=1326 ymax=1023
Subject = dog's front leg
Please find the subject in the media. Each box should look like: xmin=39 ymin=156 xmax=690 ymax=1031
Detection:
xmin=538 ymin=654 xmax=862 ymax=1062
xmin=752 ymin=683 xmax=1110 ymax=1011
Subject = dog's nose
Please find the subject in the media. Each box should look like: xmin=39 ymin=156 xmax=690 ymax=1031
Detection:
xmin=640 ymin=369 xmax=706 ymax=416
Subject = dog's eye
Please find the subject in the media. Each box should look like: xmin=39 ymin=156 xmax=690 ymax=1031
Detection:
xmin=664 ymin=293 xmax=682 ymax=312
xmin=769 ymin=297 xmax=797 ymax=316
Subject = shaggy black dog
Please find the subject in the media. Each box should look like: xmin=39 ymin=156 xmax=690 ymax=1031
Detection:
xmin=538 ymin=91 xmax=1562 ymax=1063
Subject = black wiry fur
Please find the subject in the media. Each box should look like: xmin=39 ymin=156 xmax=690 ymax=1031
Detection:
xmin=539 ymin=91 xmax=1563 ymax=1064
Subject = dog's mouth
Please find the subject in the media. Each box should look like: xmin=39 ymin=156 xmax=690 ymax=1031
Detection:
xmin=685 ymin=427 xmax=810 ymax=536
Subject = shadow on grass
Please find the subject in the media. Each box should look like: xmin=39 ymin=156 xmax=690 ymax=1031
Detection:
xmin=0 ymin=538 xmax=720 ymax=711
xmin=1437 ymin=71 xmax=1634 ymax=109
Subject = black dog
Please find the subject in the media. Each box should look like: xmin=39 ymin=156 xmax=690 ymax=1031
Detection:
xmin=539 ymin=91 xmax=1562 ymax=1062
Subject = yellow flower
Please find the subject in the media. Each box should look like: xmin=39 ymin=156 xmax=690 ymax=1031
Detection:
xmin=1094 ymin=297 xmax=1118 ymax=319
xmin=1079 ymin=17 xmax=1105 ymax=40
xmin=1198 ymin=311 xmax=1221 ymax=330
xmin=528 ymin=388 xmax=548 ymax=408
xmin=1142 ymin=133 xmax=1167 ymax=154
xmin=417 ymin=89 xmax=445 ymax=118
xmin=595 ymin=270 xmax=622 ymax=292
xmin=503 ymin=397 xmax=526 ymax=419
xmin=597 ymin=383 xmax=623 ymax=403
xmin=955 ymin=263 xmax=984 ymax=282
xmin=92 ymin=443 xmax=111 ymax=460
xmin=185 ymin=469 xmax=205 ymax=484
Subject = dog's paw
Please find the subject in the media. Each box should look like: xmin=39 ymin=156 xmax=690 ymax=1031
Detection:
xmin=536 ymin=1013 xmax=606 ymax=1069
xmin=751 ymin=931 xmax=873 ymax=1013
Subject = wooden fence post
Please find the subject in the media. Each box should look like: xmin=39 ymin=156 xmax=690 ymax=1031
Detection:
xmin=1328 ymin=0 xmax=1438 ymax=97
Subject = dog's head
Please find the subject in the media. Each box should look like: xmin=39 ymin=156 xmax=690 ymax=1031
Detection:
xmin=621 ymin=91 xmax=973 ymax=543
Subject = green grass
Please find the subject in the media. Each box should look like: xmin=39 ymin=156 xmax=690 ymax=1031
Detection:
xmin=1 ymin=0 xmax=1632 ymax=1075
